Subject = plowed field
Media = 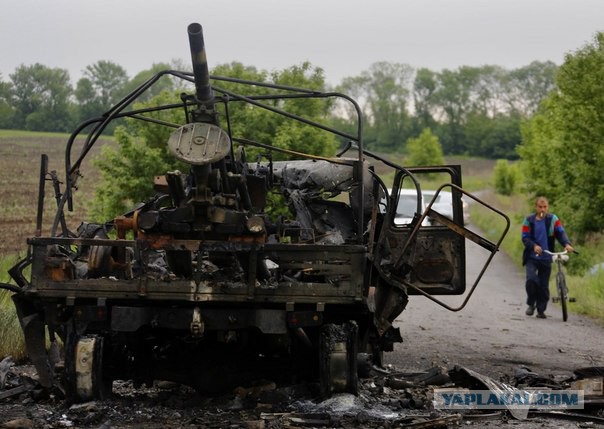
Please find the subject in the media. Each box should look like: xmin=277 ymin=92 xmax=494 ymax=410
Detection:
xmin=0 ymin=131 xmax=111 ymax=257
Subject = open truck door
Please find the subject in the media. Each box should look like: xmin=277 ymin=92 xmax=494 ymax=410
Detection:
xmin=372 ymin=165 xmax=509 ymax=313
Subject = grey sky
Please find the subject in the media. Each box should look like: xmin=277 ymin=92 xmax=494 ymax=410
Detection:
xmin=1 ymin=0 xmax=602 ymax=86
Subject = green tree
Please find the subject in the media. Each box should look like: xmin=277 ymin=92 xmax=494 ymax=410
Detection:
xmin=75 ymin=60 xmax=129 ymax=131
xmin=464 ymin=112 xmax=522 ymax=159
xmin=9 ymin=64 xmax=73 ymax=131
xmin=469 ymin=65 xmax=508 ymax=117
xmin=91 ymin=126 xmax=175 ymax=220
xmin=405 ymin=128 xmax=445 ymax=166
xmin=518 ymin=32 xmax=604 ymax=239
xmin=0 ymin=75 xmax=15 ymax=128
xmin=91 ymin=90 xmax=187 ymax=220
xmin=334 ymin=75 xmax=369 ymax=122
xmin=331 ymin=75 xmax=370 ymax=148
xmin=92 ymin=62 xmax=337 ymax=220
xmin=503 ymin=61 xmax=557 ymax=116
xmin=430 ymin=67 xmax=480 ymax=154
xmin=410 ymin=64 xmax=550 ymax=158
xmin=82 ymin=60 xmax=129 ymax=108
xmin=74 ymin=77 xmax=103 ymax=123
xmin=121 ymin=63 xmax=176 ymax=103
xmin=493 ymin=159 xmax=518 ymax=195
xmin=338 ymin=62 xmax=414 ymax=153
xmin=412 ymin=68 xmax=439 ymax=134
xmin=212 ymin=61 xmax=337 ymax=160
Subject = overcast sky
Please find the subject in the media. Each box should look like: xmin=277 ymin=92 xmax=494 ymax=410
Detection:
xmin=1 ymin=0 xmax=602 ymax=86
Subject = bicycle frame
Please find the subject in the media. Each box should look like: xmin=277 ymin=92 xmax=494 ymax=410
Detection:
xmin=544 ymin=250 xmax=571 ymax=321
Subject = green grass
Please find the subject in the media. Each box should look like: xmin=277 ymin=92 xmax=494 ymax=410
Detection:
xmin=0 ymin=256 xmax=26 ymax=360
xmin=567 ymin=271 xmax=604 ymax=319
xmin=0 ymin=129 xmax=72 ymax=138
xmin=461 ymin=175 xmax=491 ymax=193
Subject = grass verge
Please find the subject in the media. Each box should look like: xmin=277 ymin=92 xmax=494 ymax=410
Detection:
xmin=0 ymin=256 xmax=26 ymax=360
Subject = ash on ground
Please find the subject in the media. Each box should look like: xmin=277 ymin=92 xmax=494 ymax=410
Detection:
xmin=1 ymin=358 xmax=603 ymax=428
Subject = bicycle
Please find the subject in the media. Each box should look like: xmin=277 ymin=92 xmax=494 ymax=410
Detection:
xmin=544 ymin=250 xmax=577 ymax=321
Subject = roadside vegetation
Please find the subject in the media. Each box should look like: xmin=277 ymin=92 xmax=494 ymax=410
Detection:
xmin=0 ymin=257 xmax=25 ymax=360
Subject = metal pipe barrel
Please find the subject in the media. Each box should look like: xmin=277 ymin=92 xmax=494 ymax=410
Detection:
xmin=187 ymin=23 xmax=213 ymax=104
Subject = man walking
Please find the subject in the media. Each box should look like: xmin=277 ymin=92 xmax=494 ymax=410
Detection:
xmin=521 ymin=196 xmax=574 ymax=318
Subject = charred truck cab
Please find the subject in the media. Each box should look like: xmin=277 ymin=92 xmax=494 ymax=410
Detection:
xmin=3 ymin=24 xmax=509 ymax=401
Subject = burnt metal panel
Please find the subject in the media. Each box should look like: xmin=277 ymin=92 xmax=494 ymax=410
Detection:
xmin=110 ymin=306 xmax=287 ymax=334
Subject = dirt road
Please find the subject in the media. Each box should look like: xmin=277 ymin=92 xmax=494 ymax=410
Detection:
xmin=387 ymin=235 xmax=604 ymax=378
xmin=384 ymin=233 xmax=604 ymax=428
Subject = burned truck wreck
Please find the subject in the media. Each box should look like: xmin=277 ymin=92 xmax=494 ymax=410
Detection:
xmin=3 ymin=23 xmax=509 ymax=401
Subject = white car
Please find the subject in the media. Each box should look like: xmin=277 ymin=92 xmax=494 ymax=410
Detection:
xmin=383 ymin=188 xmax=469 ymax=226
xmin=422 ymin=190 xmax=470 ymax=225
xmin=385 ymin=188 xmax=430 ymax=226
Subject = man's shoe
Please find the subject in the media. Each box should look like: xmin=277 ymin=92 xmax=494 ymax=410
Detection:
xmin=536 ymin=312 xmax=547 ymax=319
xmin=525 ymin=306 xmax=535 ymax=316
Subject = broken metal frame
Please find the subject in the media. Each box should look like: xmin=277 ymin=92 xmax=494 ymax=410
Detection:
xmin=55 ymin=74 xmax=367 ymax=239
xmin=398 ymin=183 xmax=510 ymax=311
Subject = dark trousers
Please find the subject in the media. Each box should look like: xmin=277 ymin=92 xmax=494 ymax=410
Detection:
xmin=525 ymin=259 xmax=552 ymax=313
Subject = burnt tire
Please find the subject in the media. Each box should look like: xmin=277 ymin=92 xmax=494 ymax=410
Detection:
xmin=64 ymin=334 xmax=111 ymax=402
xmin=319 ymin=321 xmax=359 ymax=398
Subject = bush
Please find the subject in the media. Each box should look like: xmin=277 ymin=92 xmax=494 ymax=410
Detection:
xmin=493 ymin=159 xmax=519 ymax=195
xmin=405 ymin=128 xmax=445 ymax=166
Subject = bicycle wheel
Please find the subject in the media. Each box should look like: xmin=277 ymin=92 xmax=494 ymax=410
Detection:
xmin=557 ymin=272 xmax=568 ymax=322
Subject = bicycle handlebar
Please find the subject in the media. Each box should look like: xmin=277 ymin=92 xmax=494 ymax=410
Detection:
xmin=543 ymin=249 xmax=578 ymax=262
xmin=543 ymin=250 xmax=567 ymax=255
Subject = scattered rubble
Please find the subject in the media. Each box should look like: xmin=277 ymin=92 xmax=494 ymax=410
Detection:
xmin=1 ymin=356 xmax=603 ymax=428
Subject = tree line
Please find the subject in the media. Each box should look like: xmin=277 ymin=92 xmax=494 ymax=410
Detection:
xmin=0 ymin=59 xmax=557 ymax=160
xmin=1 ymin=29 xmax=603 ymax=242
xmin=0 ymin=61 xmax=178 ymax=135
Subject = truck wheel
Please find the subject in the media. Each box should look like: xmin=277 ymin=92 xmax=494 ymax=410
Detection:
xmin=319 ymin=321 xmax=359 ymax=398
xmin=64 ymin=334 xmax=111 ymax=402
